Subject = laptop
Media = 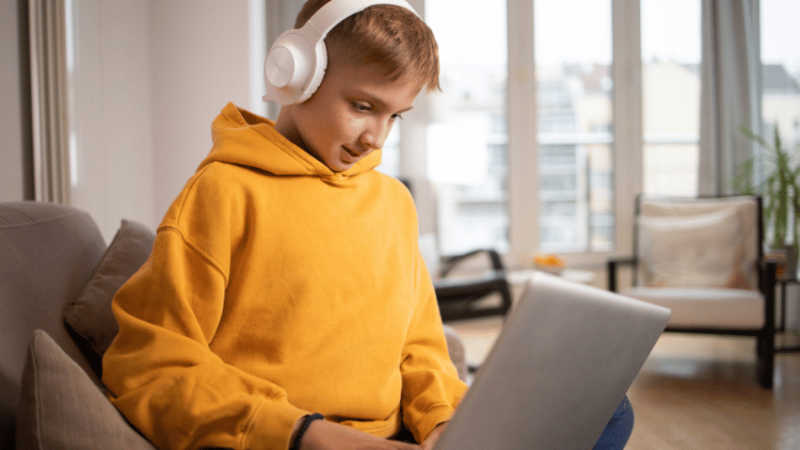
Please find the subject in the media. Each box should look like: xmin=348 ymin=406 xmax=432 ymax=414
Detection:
xmin=434 ymin=271 xmax=671 ymax=450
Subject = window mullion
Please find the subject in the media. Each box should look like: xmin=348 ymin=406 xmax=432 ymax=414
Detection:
xmin=612 ymin=0 xmax=643 ymax=259
xmin=507 ymin=0 xmax=538 ymax=266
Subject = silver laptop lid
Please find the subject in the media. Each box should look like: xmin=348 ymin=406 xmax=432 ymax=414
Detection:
xmin=435 ymin=272 xmax=670 ymax=450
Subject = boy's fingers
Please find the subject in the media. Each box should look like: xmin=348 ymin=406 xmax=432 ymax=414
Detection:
xmin=420 ymin=422 xmax=448 ymax=450
xmin=299 ymin=419 xmax=423 ymax=450
xmin=393 ymin=442 xmax=421 ymax=450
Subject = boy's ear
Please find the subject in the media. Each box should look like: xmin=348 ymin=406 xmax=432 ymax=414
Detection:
xmin=262 ymin=0 xmax=419 ymax=105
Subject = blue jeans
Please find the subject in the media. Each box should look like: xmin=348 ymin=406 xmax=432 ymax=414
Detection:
xmin=593 ymin=396 xmax=634 ymax=450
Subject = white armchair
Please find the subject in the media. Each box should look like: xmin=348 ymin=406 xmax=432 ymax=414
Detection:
xmin=607 ymin=195 xmax=777 ymax=388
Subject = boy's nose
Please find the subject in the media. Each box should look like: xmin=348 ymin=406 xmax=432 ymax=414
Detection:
xmin=360 ymin=120 xmax=388 ymax=150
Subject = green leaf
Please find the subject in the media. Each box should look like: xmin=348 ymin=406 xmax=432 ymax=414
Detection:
xmin=739 ymin=125 xmax=769 ymax=148
xmin=737 ymin=122 xmax=800 ymax=251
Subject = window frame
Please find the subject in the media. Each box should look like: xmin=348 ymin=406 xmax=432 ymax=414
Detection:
xmin=402 ymin=0 xmax=645 ymax=268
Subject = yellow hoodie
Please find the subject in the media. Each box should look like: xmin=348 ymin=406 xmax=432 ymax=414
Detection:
xmin=102 ymin=103 xmax=467 ymax=450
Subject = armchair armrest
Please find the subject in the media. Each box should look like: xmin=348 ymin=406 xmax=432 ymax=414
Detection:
xmin=607 ymin=256 xmax=637 ymax=292
xmin=758 ymin=257 xmax=778 ymax=323
xmin=434 ymin=271 xmax=512 ymax=321
xmin=440 ymin=248 xmax=505 ymax=277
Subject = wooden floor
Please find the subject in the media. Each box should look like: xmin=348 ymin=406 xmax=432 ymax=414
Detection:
xmin=449 ymin=317 xmax=800 ymax=450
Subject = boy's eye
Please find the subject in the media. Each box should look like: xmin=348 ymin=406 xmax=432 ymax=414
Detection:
xmin=353 ymin=102 xmax=371 ymax=112
xmin=391 ymin=113 xmax=404 ymax=121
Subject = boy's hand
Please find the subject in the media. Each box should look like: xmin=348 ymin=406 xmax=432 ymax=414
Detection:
xmin=420 ymin=422 xmax=447 ymax=450
xmin=299 ymin=419 xmax=421 ymax=450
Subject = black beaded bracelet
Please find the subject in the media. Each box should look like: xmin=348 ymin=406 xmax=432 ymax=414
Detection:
xmin=290 ymin=413 xmax=324 ymax=450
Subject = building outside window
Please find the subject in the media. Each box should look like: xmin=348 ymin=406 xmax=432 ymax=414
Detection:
xmin=425 ymin=0 xmax=509 ymax=255
xmin=760 ymin=0 xmax=800 ymax=151
xmin=535 ymin=0 xmax=614 ymax=253
xmin=641 ymin=0 xmax=701 ymax=197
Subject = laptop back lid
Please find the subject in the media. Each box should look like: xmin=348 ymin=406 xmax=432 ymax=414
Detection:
xmin=435 ymin=272 xmax=670 ymax=450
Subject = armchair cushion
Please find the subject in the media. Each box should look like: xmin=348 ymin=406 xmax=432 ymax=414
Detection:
xmin=16 ymin=330 xmax=157 ymax=450
xmin=637 ymin=196 xmax=760 ymax=290
xmin=637 ymin=208 xmax=747 ymax=289
xmin=621 ymin=286 xmax=764 ymax=329
xmin=64 ymin=220 xmax=155 ymax=371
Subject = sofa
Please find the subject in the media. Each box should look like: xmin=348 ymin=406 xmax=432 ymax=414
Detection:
xmin=0 ymin=201 xmax=467 ymax=449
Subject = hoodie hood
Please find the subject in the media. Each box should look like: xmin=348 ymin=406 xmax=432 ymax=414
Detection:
xmin=197 ymin=103 xmax=382 ymax=179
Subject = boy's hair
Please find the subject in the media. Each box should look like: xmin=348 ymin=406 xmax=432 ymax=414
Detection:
xmin=295 ymin=0 xmax=440 ymax=92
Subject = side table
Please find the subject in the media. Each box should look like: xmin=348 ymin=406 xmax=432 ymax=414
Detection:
xmin=776 ymin=276 xmax=800 ymax=353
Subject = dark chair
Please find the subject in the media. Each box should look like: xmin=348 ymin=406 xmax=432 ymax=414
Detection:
xmin=607 ymin=195 xmax=777 ymax=388
xmin=419 ymin=234 xmax=512 ymax=322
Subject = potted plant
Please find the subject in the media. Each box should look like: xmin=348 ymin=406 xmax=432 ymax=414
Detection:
xmin=734 ymin=123 xmax=800 ymax=277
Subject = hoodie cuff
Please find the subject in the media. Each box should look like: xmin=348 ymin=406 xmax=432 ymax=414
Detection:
xmin=410 ymin=404 xmax=454 ymax=444
xmin=243 ymin=399 xmax=309 ymax=450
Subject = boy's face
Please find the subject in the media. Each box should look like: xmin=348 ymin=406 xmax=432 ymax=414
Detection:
xmin=276 ymin=60 xmax=422 ymax=172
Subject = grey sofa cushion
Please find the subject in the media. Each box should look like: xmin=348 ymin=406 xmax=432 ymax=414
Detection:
xmin=442 ymin=325 xmax=467 ymax=382
xmin=64 ymin=219 xmax=155 ymax=373
xmin=16 ymin=330 xmax=157 ymax=450
xmin=0 ymin=202 xmax=107 ymax=448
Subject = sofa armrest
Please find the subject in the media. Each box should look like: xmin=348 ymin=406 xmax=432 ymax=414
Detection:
xmin=442 ymin=325 xmax=468 ymax=382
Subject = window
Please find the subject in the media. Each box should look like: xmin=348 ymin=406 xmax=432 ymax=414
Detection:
xmin=425 ymin=0 xmax=509 ymax=255
xmin=417 ymin=0 xmax=705 ymax=264
xmin=535 ymin=0 xmax=614 ymax=252
xmin=641 ymin=0 xmax=701 ymax=197
xmin=760 ymin=0 xmax=800 ymax=150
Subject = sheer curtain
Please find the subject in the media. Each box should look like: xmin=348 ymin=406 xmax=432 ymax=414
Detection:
xmin=698 ymin=0 xmax=761 ymax=195
xmin=28 ymin=0 xmax=70 ymax=204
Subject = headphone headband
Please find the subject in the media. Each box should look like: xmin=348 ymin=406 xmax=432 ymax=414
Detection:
xmin=263 ymin=0 xmax=418 ymax=105
xmin=305 ymin=0 xmax=418 ymax=41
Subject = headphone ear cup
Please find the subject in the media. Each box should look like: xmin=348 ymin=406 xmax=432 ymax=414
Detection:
xmin=296 ymin=39 xmax=328 ymax=104
xmin=263 ymin=31 xmax=315 ymax=105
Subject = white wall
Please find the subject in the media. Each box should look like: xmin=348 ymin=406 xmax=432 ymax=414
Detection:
xmin=68 ymin=0 xmax=156 ymax=242
xmin=64 ymin=0 xmax=265 ymax=241
xmin=1 ymin=0 xmax=27 ymax=202
xmin=148 ymin=0 xmax=266 ymax=220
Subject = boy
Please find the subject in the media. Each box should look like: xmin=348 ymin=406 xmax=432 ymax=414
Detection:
xmin=102 ymin=1 xmax=464 ymax=449
xmin=103 ymin=1 xmax=634 ymax=449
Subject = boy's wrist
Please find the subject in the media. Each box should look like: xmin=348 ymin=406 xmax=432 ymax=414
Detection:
xmin=290 ymin=413 xmax=325 ymax=450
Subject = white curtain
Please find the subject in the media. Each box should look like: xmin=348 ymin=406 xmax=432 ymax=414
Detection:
xmin=698 ymin=0 xmax=761 ymax=195
xmin=28 ymin=0 xmax=70 ymax=204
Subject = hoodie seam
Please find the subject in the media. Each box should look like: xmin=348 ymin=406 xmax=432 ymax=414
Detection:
xmin=163 ymin=165 xmax=229 ymax=285
xmin=157 ymin=226 xmax=229 ymax=286
xmin=239 ymin=397 xmax=267 ymax=449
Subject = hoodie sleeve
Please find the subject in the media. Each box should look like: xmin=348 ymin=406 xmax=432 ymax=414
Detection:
xmin=102 ymin=166 xmax=308 ymax=450
xmin=102 ymin=227 xmax=308 ymax=450
xmin=399 ymin=246 xmax=469 ymax=443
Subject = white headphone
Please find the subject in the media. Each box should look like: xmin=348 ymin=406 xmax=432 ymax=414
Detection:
xmin=262 ymin=0 xmax=418 ymax=105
